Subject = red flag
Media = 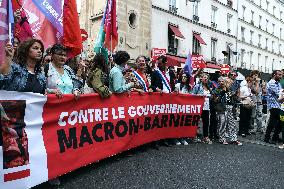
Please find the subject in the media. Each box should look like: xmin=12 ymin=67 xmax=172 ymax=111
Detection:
xmin=11 ymin=0 xmax=33 ymax=42
xmin=63 ymin=0 xmax=83 ymax=58
xmin=104 ymin=0 xmax=118 ymax=52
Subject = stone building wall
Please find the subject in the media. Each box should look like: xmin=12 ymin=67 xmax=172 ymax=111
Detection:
xmin=79 ymin=0 xmax=152 ymax=60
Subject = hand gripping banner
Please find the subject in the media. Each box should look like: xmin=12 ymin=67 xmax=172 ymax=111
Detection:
xmin=0 ymin=90 xmax=204 ymax=189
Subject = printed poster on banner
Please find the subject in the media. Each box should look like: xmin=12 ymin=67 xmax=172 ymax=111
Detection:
xmin=0 ymin=90 xmax=204 ymax=189
xmin=0 ymin=91 xmax=47 ymax=189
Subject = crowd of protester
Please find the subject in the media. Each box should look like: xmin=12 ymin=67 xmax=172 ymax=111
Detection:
xmin=1 ymin=38 xmax=284 ymax=185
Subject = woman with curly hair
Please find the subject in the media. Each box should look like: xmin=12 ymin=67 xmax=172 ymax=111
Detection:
xmin=0 ymin=39 xmax=46 ymax=94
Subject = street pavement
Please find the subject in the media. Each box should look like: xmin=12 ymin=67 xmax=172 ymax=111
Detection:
xmin=33 ymin=135 xmax=284 ymax=189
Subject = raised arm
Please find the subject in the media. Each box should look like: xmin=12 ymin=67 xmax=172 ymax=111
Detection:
xmin=0 ymin=43 xmax=14 ymax=75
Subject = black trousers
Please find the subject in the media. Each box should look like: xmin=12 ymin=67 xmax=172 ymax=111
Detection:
xmin=239 ymin=105 xmax=252 ymax=135
xmin=209 ymin=101 xmax=217 ymax=138
xmin=202 ymin=110 xmax=210 ymax=138
xmin=280 ymin=120 xmax=284 ymax=143
xmin=265 ymin=108 xmax=281 ymax=141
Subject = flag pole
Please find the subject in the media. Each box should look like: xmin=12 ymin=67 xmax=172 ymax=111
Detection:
xmin=8 ymin=23 xmax=12 ymax=44
xmin=109 ymin=35 xmax=113 ymax=70
xmin=8 ymin=0 xmax=13 ymax=45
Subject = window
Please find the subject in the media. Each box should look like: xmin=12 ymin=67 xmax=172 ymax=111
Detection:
xmin=280 ymin=44 xmax=282 ymax=54
xmin=211 ymin=6 xmax=218 ymax=24
xmin=241 ymin=49 xmax=245 ymax=66
xmin=280 ymin=11 xmax=283 ymax=20
xmin=272 ymin=41 xmax=275 ymax=52
xmin=128 ymin=12 xmax=137 ymax=29
xmin=272 ymin=23 xmax=275 ymax=34
xmin=169 ymin=0 xmax=177 ymax=13
xmin=227 ymin=14 xmax=232 ymax=32
xmin=280 ymin=28 xmax=282 ymax=39
xmin=258 ymin=34 xmax=262 ymax=46
xmin=192 ymin=34 xmax=201 ymax=54
xmin=169 ymin=0 xmax=176 ymax=7
xmin=251 ymin=11 xmax=254 ymax=24
xmin=273 ymin=6 xmax=276 ymax=16
xmin=259 ymin=15 xmax=262 ymax=28
xmin=272 ymin=59 xmax=275 ymax=71
xmin=258 ymin=53 xmax=261 ymax=70
xmin=241 ymin=27 xmax=245 ymax=41
xmin=193 ymin=1 xmax=199 ymax=16
xmin=168 ymin=25 xmax=178 ymax=55
xmin=242 ymin=6 xmax=246 ymax=19
xmin=250 ymin=51 xmax=253 ymax=69
xmin=265 ymin=56 xmax=268 ymax=72
xmin=250 ymin=30 xmax=254 ymax=44
xmin=266 ymin=19 xmax=269 ymax=31
xmin=265 ymin=38 xmax=268 ymax=49
xmin=266 ymin=0 xmax=269 ymax=11
xmin=211 ymin=38 xmax=217 ymax=60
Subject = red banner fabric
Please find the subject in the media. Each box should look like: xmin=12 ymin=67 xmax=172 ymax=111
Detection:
xmin=42 ymin=93 xmax=204 ymax=179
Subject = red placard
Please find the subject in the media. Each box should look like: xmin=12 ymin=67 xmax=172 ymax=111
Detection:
xmin=191 ymin=55 xmax=206 ymax=68
xmin=80 ymin=29 xmax=88 ymax=42
xmin=220 ymin=64 xmax=231 ymax=74
xmin=151 ymin=48 xmax=166 ymax=61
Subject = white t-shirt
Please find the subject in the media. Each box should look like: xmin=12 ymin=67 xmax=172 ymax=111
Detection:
xmin=203 ymin=89 xmax=210 ymax=110
xmin=175 ymin=83 xmax=189 ymax=94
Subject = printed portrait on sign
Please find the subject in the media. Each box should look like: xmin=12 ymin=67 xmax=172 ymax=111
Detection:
xmin=0 ymin=100 xmax=29 ymax=169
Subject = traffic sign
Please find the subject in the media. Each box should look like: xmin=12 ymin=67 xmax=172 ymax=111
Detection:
xmin=220 ymin=64 xmax=230 ymax=74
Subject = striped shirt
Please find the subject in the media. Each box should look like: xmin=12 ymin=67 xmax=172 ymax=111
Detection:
xmin=266 ymin=79 xmax=282 ymax=110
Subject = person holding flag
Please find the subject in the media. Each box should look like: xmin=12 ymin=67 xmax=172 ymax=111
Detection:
xmin=183 ymin=50 xmax=203 ymax=89
xmin=0 ymin=39 xmax=46 ymax=94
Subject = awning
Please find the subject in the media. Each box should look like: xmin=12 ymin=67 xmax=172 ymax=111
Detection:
xmin=166 ymin=54 xmax=186 ymax=67
xmin=193 ymin=33 xmax=207 ymax=45
xmin=169 ymin=25 xmax=185 ymax=39
xmin=206 ymin=62 xmax=220 ymax=69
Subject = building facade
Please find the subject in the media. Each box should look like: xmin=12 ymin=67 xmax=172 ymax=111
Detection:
xmin=237 ymin=0 xmax=284 ymax=73
xmin=79 ymin=0 xmax=284 ymax=74
xmin=79 ymin=0 xmax=151 ymax=60
xmin=151 ymin=0 xmax=238 ymax=72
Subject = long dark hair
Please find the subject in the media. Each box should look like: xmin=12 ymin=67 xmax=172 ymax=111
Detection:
xmin=16 ymin=38 xmax=44 ymax=73
xmin=90 ymin=53 xmax=108 ymax=73
xmin=178 ymin=69 xmax=191 ymax=91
